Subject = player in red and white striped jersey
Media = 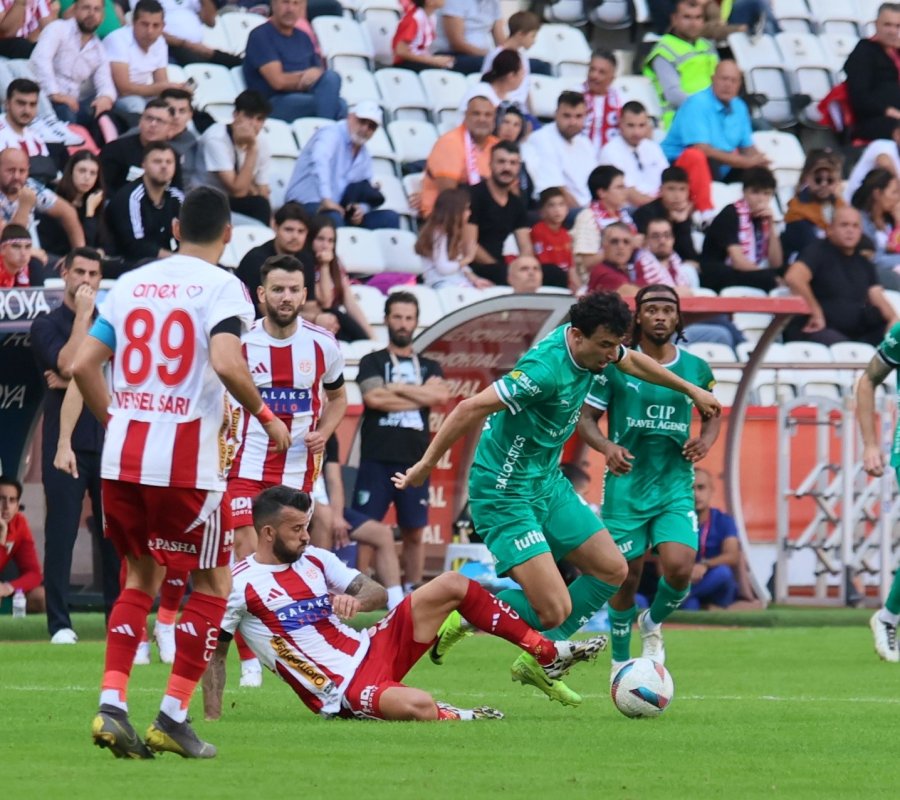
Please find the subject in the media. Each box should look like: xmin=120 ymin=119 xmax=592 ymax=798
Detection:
xmin=227 ymin=254 xmax=347 ymax=561
xmin=73 ymin=187 xmax=291 ymax=761
xmin=203 ymin=486 xmax=609 ymax=721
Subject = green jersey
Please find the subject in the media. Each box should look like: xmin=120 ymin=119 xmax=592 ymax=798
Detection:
xmin=587 ymin=346 xmax=715 ymax=518
xmin=877 ymin=322 xmax=900 ymax=468
xmin=471 ymin=324 xmax=625 ymax=493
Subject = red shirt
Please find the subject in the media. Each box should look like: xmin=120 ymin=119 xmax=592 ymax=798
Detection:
xmin=0 ymin=254 xmax=29 ymax=288
xmin=0 ymin=513 xmax=43 ymax=593
xmin=588 ymin=262 xmax=632 ymax=294
xmin=530 ymin=222 xmax=573 ymax=271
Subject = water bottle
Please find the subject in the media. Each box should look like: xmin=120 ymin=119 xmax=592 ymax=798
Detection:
xmin=12 ymin=589 xmax=26 ymax=618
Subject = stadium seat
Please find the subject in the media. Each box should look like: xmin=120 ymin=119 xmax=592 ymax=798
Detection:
xmin=336 ymin=67 xmax=382 ymax=107
xmin=373 ymin=174 xmax=413 ymax=227
xmin=166 ymin=64 xmax=188 ymax=85
xmin=262 ymin=119 xmax=299 ymax=158
xmin=268 ymin=167 xmax=290 ymax=212
xmin=611 ymin=76 xmax=662 ymax=123
xmin=752 ymin=131 xmax=806 ymax=188
xmin=478 ymin=285 xmax=514 ymax=299
xmin=684 ymin=342 xmax=742 ymax=404
xmin=418 ymin=69 xmax=469 ymax=125
xmin=435 ymin=284 xmax=489 ymax=312
xmin=691 ymin=287 xmax=718 ymax=297
xmin=387 ymin=284 xmax=442 ymax=326
xmin=373 ymin=228 xmax=422 ymax=273
xmin=830 ymin=341 xmax=881 ymax=393
xmin=775 ymin=33 xmax=835 ymax=126
xmin=718 ymin=286 xmax=769 ymax=299
xmin=527 ymin=24 xmax=592 ymax=78
xmin=345 ymin=380 xmax=363 ymax=406
xmin=771 ymin=0 xmax=814 ymax=33
xmin=219 ymin=11 xmax=267 ymax=55
xmin=536 ymin=286 xmax=572 ymax=295
xmin=732 ymin=312 xmax=773 ymax=345
xmin=542 ymin=0 xmax=586 ymax=24
xmin=807 ymin=0 xmax=878 ymax=36
xmin=727 ymin=33 xmax=796 ymax=128
xmin=402 ymin=171 xmax=423 ymax=199
xmin=359 ymin=9 xmax=399 ymax=67
xmin=312 ymin=15 xmax=375 ymax=71
xmin=883 ymin=289 xmax=900 ymax=317
xmin=356 ymin=0 xmax=402 ymax=15
xmin=780 ymin=341 xmax=842 ymax=398
xmin=183 ymin=63 xmax=239 ymax=121
xmin=292 ymin=117 xmax=335 ymax=147
xmin=374 ymin=68 xmax=431 ymax=121
xmin=230 ymin=225 xmax=275 ymax=262
xmin=366 ymin=124 xmax=400 ymax=177
xmin=201 ymin=17 xmax=234 ymax=54
xmin=820 ymin=32 xmax=860 ymax=76
xmin=230 ymin=65 xmax=246 ymax=92
xmin=386 ymin=120 xmax=439 ymax=166
xmin=711 ymin=182 xmax=743 ymax=212
xmin=350 ymin=283 xmax=389 ymax=324
xmin=529 ymin=75 xmax=571 ymax=120
xmin=337 ymin=227 xmax=385 ymax=275
xmin=437 ymin=117 xmax=461 ymax=135
xmin=341 ymin=338 xmax=382 ymax=363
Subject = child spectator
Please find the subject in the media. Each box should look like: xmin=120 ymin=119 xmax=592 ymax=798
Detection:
xmin=531 ymin=188 xmax=574 ymax=288
xmin=481 ymin=11 xmax=541 ymax=114
xmin=416 ymin=187 xmax=486 ymax=288
xmin=0 ymin=224 xmax=33 ymax=288
xmin=0 ymin=475 xmax=45 ymax=614
xmin=393 ymin=0 xmax=454 ymax=71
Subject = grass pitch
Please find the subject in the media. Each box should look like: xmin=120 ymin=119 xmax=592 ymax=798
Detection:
xmin=2 ymin=615 xmax=898 ymax=800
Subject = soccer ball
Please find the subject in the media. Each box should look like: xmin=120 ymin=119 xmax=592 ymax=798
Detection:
xmin=610 ymin=658 xmax=674 ymax=718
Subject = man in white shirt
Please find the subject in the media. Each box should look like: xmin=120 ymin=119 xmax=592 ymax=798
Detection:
xmin=433 ymin=0 xmax=504 ymax=74
xmin=583 ymin=50 xmax=622 ymax=158
xmin=521 ymin=90 xmax=597 ymax=217
xmin=104 ymin=0 xmax=180 ymax=119
xmin=599 ymin=101 xmax=669 ymax=209
xmin=29 ymin=0 xmax=116 ymax=127
xmin=845 ymin=121 xmax=900 ymax=203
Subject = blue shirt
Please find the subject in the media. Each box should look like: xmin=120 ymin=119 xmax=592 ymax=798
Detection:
xmin=286 ymin=121 xmax=374 ymax=206
xmin=243 ymin=22 xmax=321 ymax=98
xmin=697 ymin=507 xmax=738 ymax=561
xmin=661 ymin=87 xmax=753 ymax=178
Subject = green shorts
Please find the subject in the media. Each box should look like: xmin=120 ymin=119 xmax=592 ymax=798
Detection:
xmin=603 ymin=506 xmax=698 ymax=562
xmin=469 ymin=469 xmax=605 ymax=576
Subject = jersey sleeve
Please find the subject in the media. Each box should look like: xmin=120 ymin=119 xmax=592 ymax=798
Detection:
xmin=220 ymin=579 xmax=247 ymax=636
xmin=206 ymin=274 xmax=256 ymax=337
xmin=322 ymin=335 xmax=346 ymax=386
xmin=585 ymin=372 xmax=612 ymax=410
xmin=697 ymin=357 xmax=716 ymax=391
xmin=492 ymin=356 xmax=556 ymax=415
xmin=878 ymin=322 xmax=900 ymax=366
xmin=314 ymin=547 xmax=361 ymax=594
xmin=89 ymin=316 xmax=117 ymax=351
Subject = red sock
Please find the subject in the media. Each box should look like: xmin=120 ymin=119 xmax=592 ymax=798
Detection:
xmin=163 ymin=592 xmax=227 ymax=712
xmin=157 ymin=569 xmax=189 ymax=625
xmin=234 ymin=631 xmax=255 ymax=661
xmin=102 ymin=588 xmax=154 ymax=698
xmin=457 ymin=580 xmax=556 ymax=666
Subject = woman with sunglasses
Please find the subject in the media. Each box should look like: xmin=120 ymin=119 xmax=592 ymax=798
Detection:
xmin=782 ymin=150 xmax=844 ymax=265
xmin=851 ymin=168 xmax=900 ymax=291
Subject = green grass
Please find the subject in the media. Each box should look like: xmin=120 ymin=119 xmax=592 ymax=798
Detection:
xmin=2 ymin=617 xmax=899 ymax=799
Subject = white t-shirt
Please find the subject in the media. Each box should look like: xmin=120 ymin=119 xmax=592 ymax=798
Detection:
xmin=0 ymin=114 xmax=49 ymax=157
xmin=845 ymin=140 xmax=900 ymax=203
xmin=482 ymin=45 xmax=530 ymax=108
xmin=200 ymin=122 xmax=271 ymax=193
xmin=521 ymin=123 xmax=597 ymax=206
xmin=159 ymin=0 xmax=205 ymax=44
xmin=104 ymin=26 xmax=169 ymax=89
xmin=598 ymin=136 xmax=669 ymax=198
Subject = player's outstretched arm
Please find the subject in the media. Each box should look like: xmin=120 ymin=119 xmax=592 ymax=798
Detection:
xmin=682 ymin=411 xmax=722 ymax=463
xmin=202 ymin=635 xmax=231 ymax=721
xmin=72 ymin=335 xmax=113 ymax=425
xmin=855 ymin=354 xmax=892 ymax=477
xmin=391 ymin=386 xmax=507 ymax=489
xmin=335 ymin=574 xmax=388 ymax=617
xmin=54 ymin=381 xmax=86 ymax=477
xmin=616 ymin=350 xmax=721 ymax=418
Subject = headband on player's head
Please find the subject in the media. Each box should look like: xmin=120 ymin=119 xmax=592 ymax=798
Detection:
xmin=635 ymin=288 xmax=680 ymax=308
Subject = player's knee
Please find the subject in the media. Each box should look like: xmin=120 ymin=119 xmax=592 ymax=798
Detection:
xmin=536 ymin=596 xmax=571 ymax=629
xmin=664 ymin=559 xmax=695 ymax=589
xmin=436 ymin=571 xmax=470 ymax=600
xmin=605 ymin=552 xmax=629 ymax=587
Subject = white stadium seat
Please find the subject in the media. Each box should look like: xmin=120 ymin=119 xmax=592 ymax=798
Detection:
xmin=386 ymin=120 xmax=439 ymax=165
xmin=752 ymin=131 xmax=806 ymax=188
xmin=771 ymin=0 xmax=814 ymax=33
xmin=350 ymin=284 xmax=388 ymax=324
xmin=360 ymin=9 xmax=399 ymax=67
xmin=183 ymin=63 xmax=239 ymax=120
xmin=375 ymin=68 xmax=431 ymax=121
xmin=262 ymin=119 xmax=299 ymax=158
xmin=612 ymin=75 xmax=662 ymax=123
xmin=337 ymin=228 xmax=385 ymax=275
xmin=727 ymin=33 xmax=796 ymax=128
xmin=201 ymin=18 xmax=234 ymax=54
xmin=820 ymin=32 xmax=860 ymax=76
xmin=374 ymin=173 xmax=413 ymax=226
xmin=775 ymin=32 xmax=835 ymax=126
xmin=418 ymin=69 xmax=469 ymax=123
xmin=312 ymin=16 xmax=375 ymax=71
xmin=219 ymin=11 xmax=267 ymax=55
xmin=387 ymin=284 xmax=442 ymax=326
xmin=336 ymin=67 xmax=382 ymax=107
xmin=374 ymin=228 xmax=422 ymax=273
xmin=527 ymin=24 xmax=591 ymax=77
xmin=291 ymin=117 xmax=335 ymax=148
xmin=230 ymin=225 xmax=275 ymax=263
xmin=528 ymin=75 xmax=570 ymax=119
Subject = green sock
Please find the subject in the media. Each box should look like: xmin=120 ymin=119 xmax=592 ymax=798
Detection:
xmin=607 ymin=605 xmax=637 ymax=662
xmin=649 ymin=577 xmax=690 ymax=625
xmin=496 ymin=588 xmax=544 ymax=631
xmin=885 ymin=570 xmax=900 ymax=616
xmin=546 ymin=575 xmax=621 ymax=640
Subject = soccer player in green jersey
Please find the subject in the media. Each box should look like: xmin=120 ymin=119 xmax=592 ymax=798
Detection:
xmin=392 ymin=292 xmax=720 ymax=705
xmin=855 ymin=321 xmax=900 ymax=663
xmin=578 ymin=285 xmax=721 ymax=677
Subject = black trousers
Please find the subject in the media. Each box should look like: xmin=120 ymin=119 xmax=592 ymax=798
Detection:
xmin=42 ymin=450 xmax=120 ymax=635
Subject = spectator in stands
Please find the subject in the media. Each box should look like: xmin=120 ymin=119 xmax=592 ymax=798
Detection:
xmin=582 ymin=50 xmax=622 ymax=158
xmin=0 ymin=0 xmax=56 ymax=58
xmin=699 ymin=166 xmax=782 ymax=292
xmin=844 ymin=2 xmax=900 ymax=142
xmin=468 ymin=140 xmax=533 ymax=284
xmin=851 ymin=168 xmax=900 ymax=291
xmin=433 ymin=0 xmax=503 ymax=75
xmin=681 ymin=467 xmax=739 ymax=610
xmin=586 ymin=222 xmax=637 ymax=294
xmin=460 ymin=49 xmax=526 ymax=113
xmin=392 ymin=0 xmax=455 ymax=71
xmin=572 ymin=165 xmax=637 ymax=292
xmin=418 ymin=187 xmax=483 ymax=289
xmin=782 ymin=149 xmax=846 ymax=266
xmin=421 ymin=94 xmax=498 ymax=217
xmin=0 ymin=224 xmax=33 ymax=288
xmin=236 ymin=202 xmax=316 ymax=315
xmin=103 ymin=142 xmax=182 ymax=271
xmin=244 ymin=0 xmax=345 ymax=122
xmin=522 ymin=91 xmax=597 ymax=216
xmin=0 ymin=148 xmax=85 ymax=250
xmin=305 ymin=215 xmax=377 ymax=341
xmin=481 ymin=10 xmax=543 ymax=112
xmin=100 ymin=99 xmax=182 ymax=194
xmin=846 ymin=121 xmax=900 ymax=203
xmin=0 ymin=78 xmax=57 ymax=186
xmin=599 ymin=101 xmax=669 ymax=209
xmin=702 ymin=0 xmax=778 ymax=40
xmin=785 ymin=207 xmax=898 ymax=346
xmin=507 ymin=253 xmax=543 ymax=294
xmin=160 ymin=87 xmax=202 ymax=187
xmin=0 ymin=476 xmax=45 ymax=614
xmin=29 ymin=0 xmax=116 ymax=128
xmin=662 ymin=60 xmax=768 ymax=221
xmin=30 ymin=247 xmax=120 ymax=643
xmin=354 ymin=292 xmax=450 ymax=593
xmin=286 ymin=102 xmax=399 ymax=231
xmin=644 ymin=0 xmax=718 ymax=129
xmin=38 ymin=151 xmax=103 ymax=258
xmin=531 ymin=187 xmax=574 ymax=288
xmin=200 ymin=89 xmax=272 ymax=226
xmin=160 ymin=0 xmax=241 ymax=68
xmin=633 ymin=165 xmax=699 ymax=264
xmin=494 ymin=105 xmax=535 ymax=203
xmin=104 ymin=0 xmax=178 ymax=122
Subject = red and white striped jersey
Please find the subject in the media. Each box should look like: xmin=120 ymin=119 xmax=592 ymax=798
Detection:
xmin=228 ymin=319 xmax=344 ymax=490
xmin=97 ymin=254 xmax=255 ymax=490
xmin=0 ymin=114 xmax=49 ymax=157
xmin=223 ymin=547 xmax=367 ymax=717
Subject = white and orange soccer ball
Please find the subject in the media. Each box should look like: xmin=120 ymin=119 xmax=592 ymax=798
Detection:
xmin=610 ymin=658 xmax=675 ymax=718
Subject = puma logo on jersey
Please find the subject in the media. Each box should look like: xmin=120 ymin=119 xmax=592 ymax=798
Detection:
xmin=626 ymin=381 xmax=640 ymax=394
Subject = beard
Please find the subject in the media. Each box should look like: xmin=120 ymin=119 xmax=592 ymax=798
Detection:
xmin=642 ymin=327 xmax=674 ymax=347
xmin=265 ymin=300 xmax=301 ymax=328
xmin=388 ymin=328 xmax=413 ymax=348
xmin=272 ymin=535 xmax=302 ymax=564
xmin=77 ymin=18 xmax=100 ymax=34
